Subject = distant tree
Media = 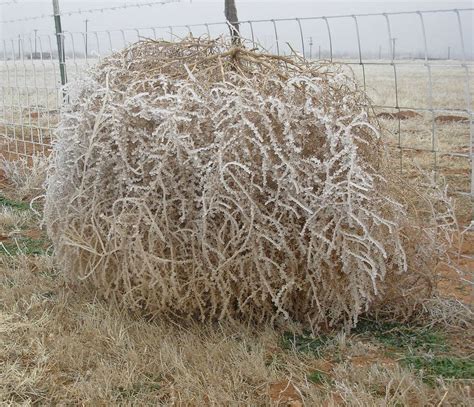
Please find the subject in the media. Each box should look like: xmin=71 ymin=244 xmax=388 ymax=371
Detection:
xmin=224 ymin=0 xmax=240 ymax=44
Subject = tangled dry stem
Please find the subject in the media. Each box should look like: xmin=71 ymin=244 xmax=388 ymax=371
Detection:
xmin=44 ymin=38 xmax=457 ymax=329
xmin=1 ymin=154 xmax=48 ymax=201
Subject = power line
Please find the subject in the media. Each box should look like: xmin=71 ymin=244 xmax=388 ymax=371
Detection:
xmin=0 ymin=0 xmax=181 ymax=24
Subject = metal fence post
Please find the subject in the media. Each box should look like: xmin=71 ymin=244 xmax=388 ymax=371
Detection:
xmin=52 ymin=0 xmax=67 ymax=87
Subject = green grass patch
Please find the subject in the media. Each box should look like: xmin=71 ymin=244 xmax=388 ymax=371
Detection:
xmin=0 ymin=236 xmax=49 ymax=256
xmin=402 ymin=356 xmax=474 ymax=383
xmin=281 ymin=331 xmax=329 ymax=356
xmin=354 ymin=319 xmax=473 ymax=384
xmin=0 ymin=194 xmax=31 ymax=211
xmin=353 ymin=319 xmax=447 ymax=352
xmin=307 ymin=371 xmax=330 ymax=385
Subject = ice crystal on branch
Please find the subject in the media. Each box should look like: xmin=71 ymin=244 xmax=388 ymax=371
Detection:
xmin=44 ymin=39 xmax=456 ymax=329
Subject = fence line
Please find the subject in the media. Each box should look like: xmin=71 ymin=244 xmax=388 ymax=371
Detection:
xmin=0 ymin=7 xmax=473 ymax=203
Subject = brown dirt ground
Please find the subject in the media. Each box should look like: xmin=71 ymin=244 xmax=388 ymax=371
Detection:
xmin=435 ymin=115 xmax=470 ymax=124
xmin=376 ymin=110 xmax=422 ymax=120
xmin=438 ymin=231 xmax=473 ymax=305
xmin=1 ymin=141 xmax=51 ymax=161
xmin=268 ymin=380 xmax=303 ymax=406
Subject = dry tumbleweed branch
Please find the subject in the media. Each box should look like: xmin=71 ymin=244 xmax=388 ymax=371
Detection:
xmin=44 ymin=38 xmax=457 ymax=329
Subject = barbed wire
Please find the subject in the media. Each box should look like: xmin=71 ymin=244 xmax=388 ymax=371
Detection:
xmin=0 ymin=0 xmax=181 ymax=24
xmin=0 ymin=0 xmax=18 ymax=5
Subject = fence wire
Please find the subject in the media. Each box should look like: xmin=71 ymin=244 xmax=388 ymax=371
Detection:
xmin=0 ymin=8 xmax=473 ymax=203
xmin=0 ymin=0 xmax=181 ymax=24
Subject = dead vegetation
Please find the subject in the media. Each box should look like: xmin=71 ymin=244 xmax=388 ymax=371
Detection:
xmin=44 ymin=38 xmax=458 ymax=330
xmin=0 ymin=154 xmax=48 ymax=201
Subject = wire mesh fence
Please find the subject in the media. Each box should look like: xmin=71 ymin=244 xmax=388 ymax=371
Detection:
xmin=0 ymin=7 xmax=473 ymax=207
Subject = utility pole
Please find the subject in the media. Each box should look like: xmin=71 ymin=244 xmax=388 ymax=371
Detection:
xmin=392 ymin=37 xmax=397 ymax=60
xmin=84 ymin=19 xmax=89 ymax=58
xmin=447 ymin=46 xmax=451 ymax=60
xmin=18 ymin=34 xmax=21 ymax=59
xmin=34 ymin=29 xmax=38 ymax=57
xmin=52 ymin=0 xmax=67 ymax=87
xmin=224 ymin=0 xmax=240 ymax=44
xmin=309 ymin=36 xmax=313 ymax=59
xmin=378 ymin=44 xmax=382 ymax=60
xmin=318 ymin=45 xmax=321 ymax=59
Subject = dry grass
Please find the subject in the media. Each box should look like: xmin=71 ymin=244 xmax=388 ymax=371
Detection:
xmin=1 ymin=246 xmax=472 ymax=405
xmin=0 ymin=154 xmax=48 ymax=201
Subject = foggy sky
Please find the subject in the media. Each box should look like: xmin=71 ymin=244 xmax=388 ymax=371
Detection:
xmin=1 ymin=1 xmax=473 ymax=59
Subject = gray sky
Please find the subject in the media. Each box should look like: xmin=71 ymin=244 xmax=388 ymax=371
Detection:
xmin=1 ymin=1 xmax=473 ymax=59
